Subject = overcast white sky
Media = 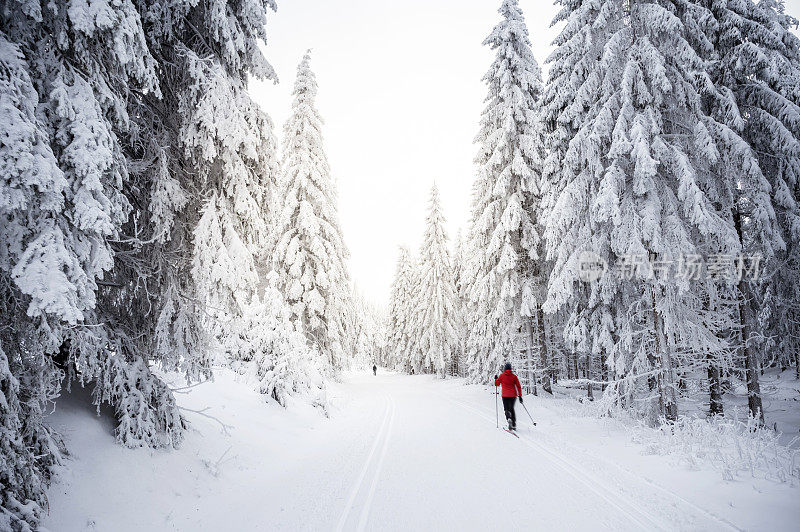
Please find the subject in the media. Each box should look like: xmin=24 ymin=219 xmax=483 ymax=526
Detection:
xmin=250 ymin=0 xmax=800 ymax=306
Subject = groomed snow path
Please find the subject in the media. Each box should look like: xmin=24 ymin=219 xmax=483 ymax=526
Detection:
xmin=44 ymin=371 xmax=799 ymax=531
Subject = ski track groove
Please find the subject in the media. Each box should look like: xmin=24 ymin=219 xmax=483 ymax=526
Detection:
xmin=440 ymin=393 xmax=667 ymax=532
xmin=531 ymin=399 xmax=742 ymax=532
xmin=335 ymin=395 xmax=391 ymax=532
xmin=356 ymin=395 xmax=395 ymax=532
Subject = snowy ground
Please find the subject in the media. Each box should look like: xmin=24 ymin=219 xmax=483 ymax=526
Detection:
xmin=44 ymin=370 xmax=799 ymax=531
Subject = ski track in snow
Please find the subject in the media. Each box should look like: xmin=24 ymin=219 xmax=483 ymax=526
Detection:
xmin=530 ymin=400 xmax=744 ymax=532
xmin=336 ymin=394 xmax=395 ymax=532
xmin=356 ymin=395 xmax=395 ymax=531
xmin=440 ymin=394 xmax=665 ymax=531
xmin=442 ymin=392 xmax=741 ymax=532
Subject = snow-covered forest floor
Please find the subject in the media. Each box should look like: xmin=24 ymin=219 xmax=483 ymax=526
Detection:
xmin=43 ymin=371 xmax=799 ymax=531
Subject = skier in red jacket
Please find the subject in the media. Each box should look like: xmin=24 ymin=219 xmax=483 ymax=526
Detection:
xmin=494 ymin=362 xmax=522 ymax=430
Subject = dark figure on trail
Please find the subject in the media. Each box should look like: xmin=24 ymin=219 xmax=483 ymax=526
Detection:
xmin=373 ymin=364 xmax=377 ymax=376
xmin=495 ymin=362 xmax=522 ymax=431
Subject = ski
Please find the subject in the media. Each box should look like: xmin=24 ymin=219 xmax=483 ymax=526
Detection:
xmin=503 ymin=428 xmax=519 ymax=438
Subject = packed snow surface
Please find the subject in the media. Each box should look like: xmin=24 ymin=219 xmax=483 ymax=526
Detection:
xmin=44 ymin=370 xmax=799 ymax=531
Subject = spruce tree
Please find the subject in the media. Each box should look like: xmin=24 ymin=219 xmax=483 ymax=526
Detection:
xmin=540 ymin=0 xmax=612 ymax=398
xmin=225 ymin=285 xmax=324 ymax=408
xmin=410 ymin=186 xmax=459 ymax=377
xmin=0 ymin=0 xmax=281 ymax=526
xmin=385 ymin=246 xmax=416 ymax=371
xmin=0 ymin=4 xmax=163 ymax=526
xmin=273 ymin=51 xmax=351 ymax=371
xmin=697 ymin=0 xmax=800 ymax=419
xmin=464 ymin=0 xmax=545 ymax=383
xmin=451 ymin=230 xmax=468 ymax=377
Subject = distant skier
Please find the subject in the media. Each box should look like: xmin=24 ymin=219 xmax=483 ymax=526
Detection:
xmin=373 ymin=364 xmax=377 ymax=376
xmin=494 ymin=362 xmax=522 ymax=431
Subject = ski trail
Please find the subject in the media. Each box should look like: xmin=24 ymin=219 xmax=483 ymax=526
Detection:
xmin=526 ymin=413 xmax=743 ymax=532
xmin=515 ymin=430 xmax=666 ymax=531
xmin=608 ymin=470 xmax=742 ymax=532
xmin=441 ymin=393 xmax=666 ymax=531
xmin=356 ymin=395 xmax=396 ymax=532
xmin=335 ymin=395 xmax=391 ymax=532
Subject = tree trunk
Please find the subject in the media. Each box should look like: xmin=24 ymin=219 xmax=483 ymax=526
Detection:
xmin=536 ymin=306 xmax=553 ymax=394
xmin=795 ymin=348 xmax=799 ymax=380
xmin=572 ymin=351 xmax=579 ymax=382
xmin=585 ymin=353 xmax=593 ymax=400
xmin=524 ymin=318 xmax=538 ymax=396
xmin=650 ymin=279 xmax=678 ymax=422
xmin=741 ymin=301 xmax=764 ymax=423
xmin=566 ymin=349 xmax=573 ymax=380
xmin=546 ymin=317 xmax=559 ymax=384
xmin=708 ymin=352 xmax=723 ymax=416
xmin=733 ymin=211 xmax=765 ymax=425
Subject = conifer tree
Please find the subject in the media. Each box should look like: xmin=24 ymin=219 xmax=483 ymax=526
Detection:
xmin=464 ymin=0 xmax=545 ymax=383
xmin=696 ymin=0 xmax=800 ymax=420
xmin=225 ymin=285 xmax=325 ymax=408
xmin=273 ymin=51 xmax=351 ymax=371
xmin=0 ymin=0 xmax=281 ymax=526
xmin=451 ymin=230 xmax=469 ymax=376
xmin=539 ymin=0 xmax=612 ymax=397
xmin=0 ymin=4 xmax=164 ymax=526
xmin=386 ymin=247 xmax=416 ymax=370
xmin=409 ymin=186 xmax=459 ymax=377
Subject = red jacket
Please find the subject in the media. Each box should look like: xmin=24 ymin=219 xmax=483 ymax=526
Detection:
xmin=494 ymin=370 xmax=522 ymax=398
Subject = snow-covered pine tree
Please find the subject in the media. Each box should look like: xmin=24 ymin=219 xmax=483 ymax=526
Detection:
xmin=408 ymin=186 xmax=459 ymax=377
xmin=273 ymin=51 xmax=352 ymax=371
xmin=385 ymin=246 xmax=416 ymax=371
xmin=225 ymin=285 xmax=325 ymax=408
xmin=451 ymin=230 xmax=469 ymax=376
xmin=403 ymin=253 xmax=426 ymax=373
xmin=181 ymin=55 xmax=279 ymax=358
xmin=0 ymin=0 xmax=282 ymax=526
xmin=0 ymin=3 xmax=166 ymax=526
xmin=106 ymin=0 xmax=282 ymax=430
xmin=539 ymin=0 xmax=613 ymax=400
xmin=464 ymin=0 xmax=545 ymax=384
xmin=128 ymin=0 xmax=281 ymax=386
xmin=191 ymin=193 xmax=259 ymax=338
xmin=543 ymin=0 xmax=757 ymax=424
xmin=696 ymin=0 xmax=800 ymax=417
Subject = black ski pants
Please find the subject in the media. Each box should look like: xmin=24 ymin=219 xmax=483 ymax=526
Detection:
xmin=502 ymin=396 xmax=517 ymax=428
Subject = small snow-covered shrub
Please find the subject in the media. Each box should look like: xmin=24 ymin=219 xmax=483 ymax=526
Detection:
xmin=549 ymin=386 xmax=799 ymax=484
xmin=627 ymin=414 xmax=800 ymax=484
xmin=226 ymin=289 xmax=327 ymax=409
xmin=93 ymin=356 xmax=185 ymax=448
xmin=66 ymin=328 xmax=186 ymax=449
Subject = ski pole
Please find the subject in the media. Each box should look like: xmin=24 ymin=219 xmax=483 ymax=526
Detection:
xmin=520 ymin=400 xmax=537 ymax=426
xmin=495 ymin=384 xmax=499 ymax=428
